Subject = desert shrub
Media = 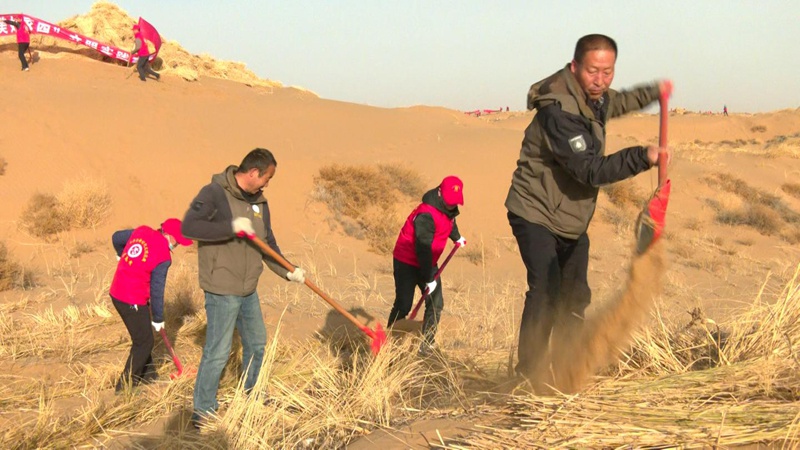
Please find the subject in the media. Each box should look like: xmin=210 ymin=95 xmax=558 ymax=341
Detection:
xmin=684 ymin=217 xmax=702 ymax=231
xmin=68 ymin=241 xmax=95 ymax=258
xmin=782 ymin=182 xmax=800 ymax=199
xmin=706 ymin=172 xmax=800 ymax=224
xmin=750 ymin=125 xmax=767 ymax=133
xmin=781 ymin=227 xmax=800 ymax=244
xmin=0 ymin=156 xmax=6 ymax=175
xmin=312 ymin=164 xmax=424 ymax=254
xmin=359 ymin=205 xmax=401 ymax=255
xmin=602 ymin=179 xmax=647 ymax=209
xmin=377 ymin=163 xmax=426 ymax=199
xmin=717 ymin=204 xmax=782 ymax=235
xmin=0 ymin=242 xmax=35 ymax=291
xmin=19 ymin=193 xmax=71 ymax=240
xmin=57 ymin=178 xmax=112 ymax=229
xmin=601 ymin=205 xmax=635 ymax=234
xmin=313 ymin=165 xmax=398 ymax=218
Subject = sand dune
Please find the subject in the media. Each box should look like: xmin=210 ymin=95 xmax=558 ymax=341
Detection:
xmin=1 ymin=3 xmax=800 ymax=447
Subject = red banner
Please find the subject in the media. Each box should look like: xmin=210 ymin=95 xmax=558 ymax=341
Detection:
xmin=136 ymin=17 xmax=161 ymax=59
xmin=1 ymin=13 xmax=157 ymax=63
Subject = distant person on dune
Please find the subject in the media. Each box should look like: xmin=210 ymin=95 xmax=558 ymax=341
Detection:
xmin=504 ymin=34 xmax=672 ymax=387
xmin=723 ymin=105 xmax=728 ymax=116
xmin=3 ymin=17 xmax=32 ymax=71
xmin=181 ymin=148 xmax=306 ymax=428
xmin=387 ymin=176 xmax=466 ymax=356
xmin=130 ymin=24 xmax=160 ymax=82
xmin=110 ymin=218 xmax=192 ymax=393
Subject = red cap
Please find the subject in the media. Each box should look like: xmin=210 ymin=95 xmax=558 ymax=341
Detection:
xmin=161 ymin=218 xmax=192 ymax=246
xmin=440 ymin=176 xmax=464 ymax=206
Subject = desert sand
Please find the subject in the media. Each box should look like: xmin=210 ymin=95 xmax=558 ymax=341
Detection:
xmin=2 ymin=3 xmax=800 ymax=449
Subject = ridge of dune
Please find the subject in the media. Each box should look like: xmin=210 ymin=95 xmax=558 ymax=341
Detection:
xmin=19 ymin=0 xmax=316 ymax=93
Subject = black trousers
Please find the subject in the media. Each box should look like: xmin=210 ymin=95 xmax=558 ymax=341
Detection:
xmin=136 ymin=55 xmax=159 ymax=81
xmin=508 ymin=212 xmax=591 ymax=377
xmin=18 ymin=42 xmax=29 ymax=70
xmin=112 ymin=297 xmax=157 ymax=390
xmin=387 ymin=258 xmax=444 ymax=346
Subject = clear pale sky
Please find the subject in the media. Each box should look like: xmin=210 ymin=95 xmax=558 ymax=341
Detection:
xmin=6 ymin=1 xmax=800 ymax=113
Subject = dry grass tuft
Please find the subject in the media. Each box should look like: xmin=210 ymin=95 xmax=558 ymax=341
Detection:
xmin=312 ymin=163 xmax=425 ymax=254
xmin=706 ymin=172 xmax=800 ymax=239
xmin=751 ymin=125 xmax=767 ymax=133
xmin=56 ymin=177 xmax=113 ymax=229
xmin=19 ymin=179 xmax=113 ymax=240
xmin=218 ymin=333 xmax=462 ymax=448
xmin=19 ymin=192 xmax=71 ymax=240
xmin=68 ymin=240 xmax=96 ymax=258
xmin=0 ymin=242 xmax=36 ymax=291
xmin=0 ymin=155 xmax=6 ymax=175
xmin=601 ymin=179 xmax=647 ymax=209
xmin=783 ymin=182 xmax=800 ymax=199
xmin=764 ymin=134 xmax=800 ymax=158
xmin=717 ymin=203 xmax=782 ymax=235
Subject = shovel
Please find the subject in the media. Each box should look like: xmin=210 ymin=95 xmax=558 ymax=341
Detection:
xmin=408 ymin=244 xmax=459 ymax=320
xmin=635 ymin=89 xmax=671 ymax=254
xmin=248 ymin=235 xmax=387 ymax=355
xmin=159 ymin=328 xmax=193 ymax=379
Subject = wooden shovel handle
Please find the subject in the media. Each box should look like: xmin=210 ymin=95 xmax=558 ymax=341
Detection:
xmin=249 ymin=235 xmax=373 ymax=335
xmin=658 ymin=92 xmax=669 ymax=187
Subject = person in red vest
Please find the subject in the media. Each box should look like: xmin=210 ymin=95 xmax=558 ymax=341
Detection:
xmin=130 ymin=24 xmax=160 ymax=82
xmin=3 ymin=17 xmax=32 ymax=71
xmin=110 ymin=218 xmax=192 ymax=392
xmin=387 ymin=176 xmax=467 ymax=355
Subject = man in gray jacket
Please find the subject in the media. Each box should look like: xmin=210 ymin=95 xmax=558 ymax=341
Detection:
xmin=505 ymin=34 xmax=672 ymax=385
xmin=182 ymin=148 xmax=305 ymax=427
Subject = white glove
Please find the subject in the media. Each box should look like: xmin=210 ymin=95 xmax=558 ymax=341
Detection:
xmin=287 ymin=267 xmax=306 ymax=283
xmin=152 ymin=322 xmax=164 ymax=332
xmin=232 ymin=217 xmax=255 ymax=239
xmin=424 ymin=280 xmax=437 ymax=295
xmin=456 ymin=236 xmax=467 ymax=247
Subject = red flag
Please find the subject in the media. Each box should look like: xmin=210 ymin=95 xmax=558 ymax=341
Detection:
xmin=136 ymin=17 xmax=161 ymax=59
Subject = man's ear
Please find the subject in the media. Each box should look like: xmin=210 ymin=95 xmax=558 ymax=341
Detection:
xmin=570 ymin=59 xmax=578 ymax=75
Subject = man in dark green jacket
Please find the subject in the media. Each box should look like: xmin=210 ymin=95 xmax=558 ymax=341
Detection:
xmin=505 ymin=34 xmax=672 ymax=384
xmin=182 ymin=148 xmax=306 ymax=427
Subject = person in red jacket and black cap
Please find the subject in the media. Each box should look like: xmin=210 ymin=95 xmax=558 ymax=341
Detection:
xmin=388 ymin=176 xmax=467 ymax=356
xmin=110 ymin=218 xmax=192 ymax=392
xmin=3 ymin=17 xmax=32 ymax=71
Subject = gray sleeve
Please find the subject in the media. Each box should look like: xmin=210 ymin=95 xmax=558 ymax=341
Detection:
xmin=181 ymin=184 xmax=235 ymax=242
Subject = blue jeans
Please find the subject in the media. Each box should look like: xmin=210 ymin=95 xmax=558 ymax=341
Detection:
xmin=192 ymin=291 xmax=267 ymax=420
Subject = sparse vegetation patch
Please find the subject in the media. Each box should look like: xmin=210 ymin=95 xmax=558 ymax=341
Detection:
xmin=782 ymin=182 xmax=800 ymax=199
xmin=312 ymin=163 xmax=425 ymax=254
xmin=0 ymin=242 xmax=35 ymax=291
xmin=705 ymin=172 xmax=800 ymax=241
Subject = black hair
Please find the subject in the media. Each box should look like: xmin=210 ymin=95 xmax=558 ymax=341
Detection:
xmin=573 ymin=34 xmax=617 ymax=64
xmin=237 ymin=148 xmax=277 ymax=176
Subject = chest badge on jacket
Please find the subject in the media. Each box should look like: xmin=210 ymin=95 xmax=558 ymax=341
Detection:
xmin=251 ymin=204 xmax=262 ymax=219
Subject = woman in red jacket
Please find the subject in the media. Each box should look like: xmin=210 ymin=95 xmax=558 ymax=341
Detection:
xmin=110 ymin=218 xmax=191 ymax=392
